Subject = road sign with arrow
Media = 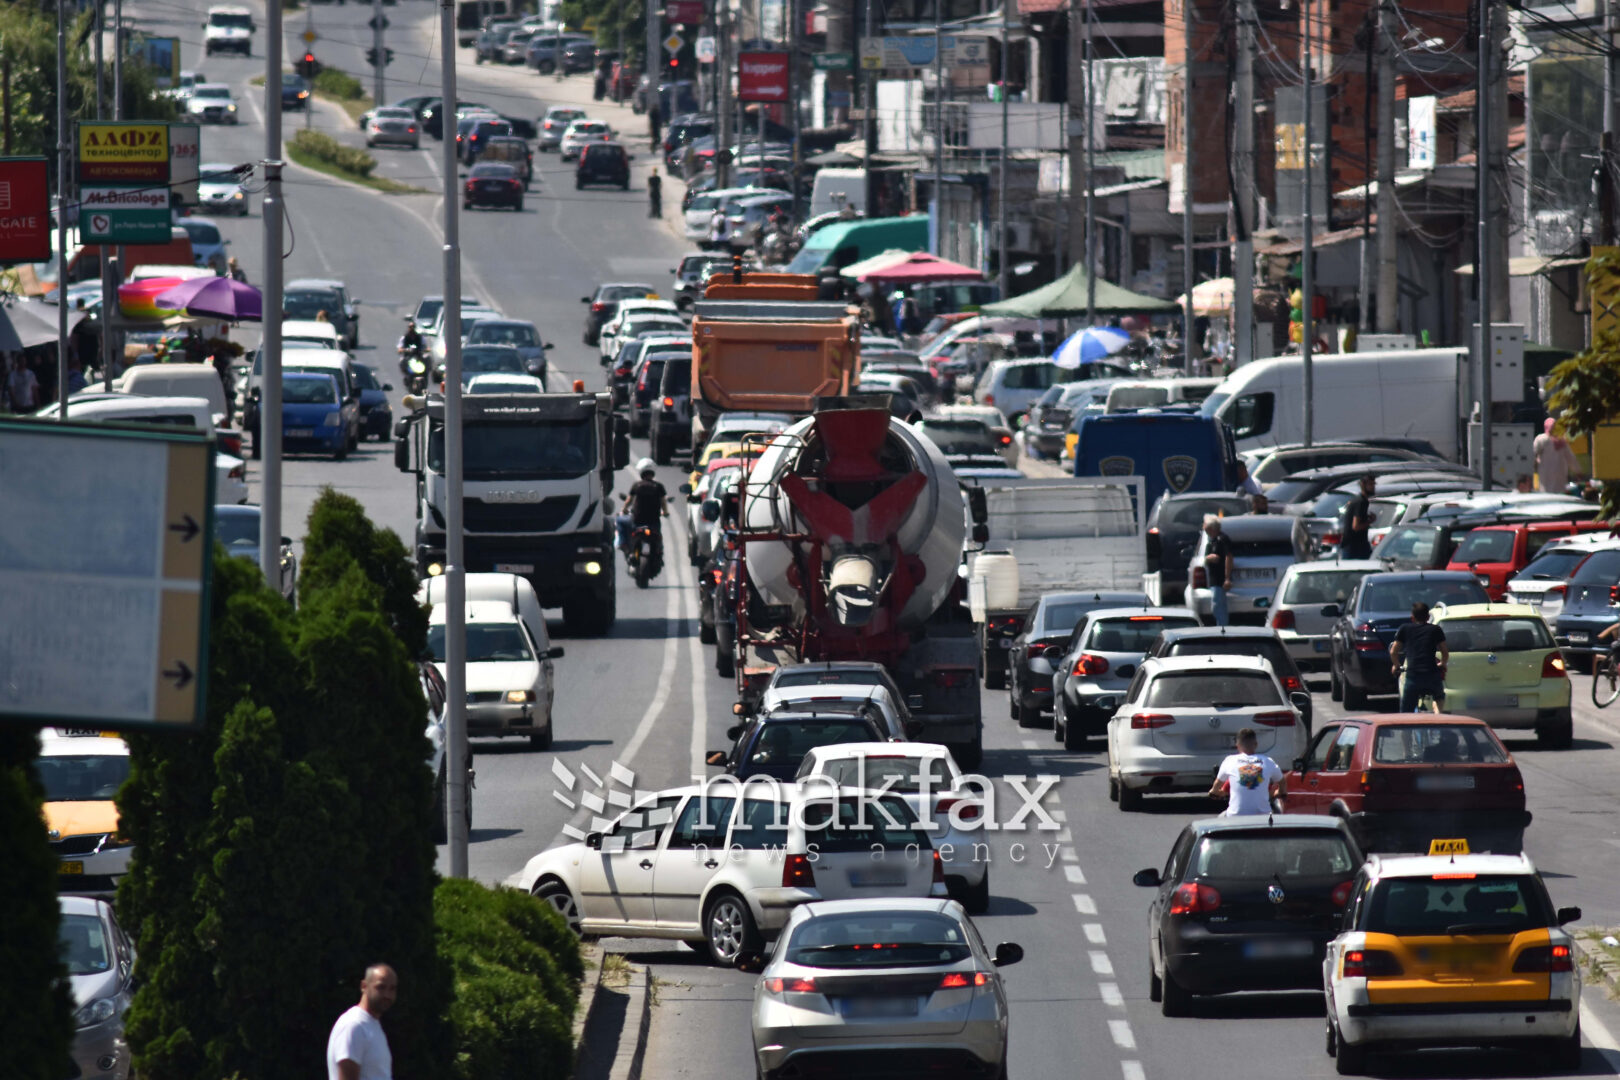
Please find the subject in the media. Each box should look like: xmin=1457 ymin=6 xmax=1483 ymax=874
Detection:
xmin=0 ymin=419 xmax=214 ymax=731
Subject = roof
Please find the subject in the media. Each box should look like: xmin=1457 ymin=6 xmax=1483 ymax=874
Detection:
xmin=1366 ymin=852 xmax=1534 ymax=879
xmin=41 ymin=729 xmax=130 ymax=754
xmin=1213 ymin=515 xmax=1299 ymax=539
xmin=1369 ymin=569 xmax=1480 ymax=582
xmin=1156 ymin=625 xmax=1280 ymax=640
xmin=981 ymin=263 xmax=1178 ymax=318
xmin=1189 ymin=813 xmax=1349 ymax=834
xmin=429 ymin=600 xmax=516 ymax=623
xmin=1084 ymin=605 xmax=1197 ymax=623
xmin=798 ymin=898 xmax=954 ymax=918
xmin=286 ymin=278 xmax=344 ymax=290
xmin=1284 ymin=558 xmax=1386 ymax=573
xmin=805 ymin=741 xmax=952 ymax=759
xmin=58 ymin=894 xmax=108 ymax=917
xmin=1431 ymin=602 xmax=1541 ymax=620
xmin=1141 ymin=653 xmax=1274 ymax=674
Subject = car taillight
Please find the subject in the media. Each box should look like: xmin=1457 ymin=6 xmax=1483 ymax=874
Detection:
xmin=408 ymin=126 xmax=416 ymax=133
xmin=663 ymin=396 xmax=675 ymax=408
xmin=1359 ymin=770 xmax=1378 ymax=792
xmin=1352 ymin=622 xmax=1384 ymax=652
xmin=938 ymin=971 xmax=989 ymax=988
xmin=999 ymin=434 xmax=1012 ymax=445
xmin=782 ymin=853 xmax=815 ymax=888
xmin=1513 ymin=944 xmax=1574 ymax=973
xmin=1342 ymin=949 xmax=1402 ymax=978
xmin=765 ymin=976 xmax=818 ymax=993
xmin=1027 ymin=644 xmax=1048 ymax=659
xmin=1191 ymin=566 xmax=1207 ymax=588
xmin=228 ymin=464 xmax=245 ymax=480
xmin=1253 ymin=710 xmax=1296 ymax=727
xmin=932 ymin=850 xmax=946 ymax=885
xmin=1130 ymin=713 xmax=1174 ymax=729
xmin=1168 ymin=882 xmax=1221 ymax=915
xmin=1330 ymin=881 xmax=1354 ymax=908
xmin=933 ymin=669 xmax=972 ymax=688
xmin=1280 ymin=673 xmax=1303 ymax=692
xmin=1610 ymin=584 xmax=1620 ymax=605
xmin=591 ymin=301 xmax=608 ymax=313
xmin=935 ymin=796 xmax=981 ymax=821
xmin=1547 ymin=584 xmax=1566 ymax=595
xmin=1271 ymin=610 xmax=1296 ymax=630
xmin=1542 ymin=653 xmax=1567 ymax=679
xmin=1073 ymin=653 xmax=1109 ymax=677
xmin=984 ymin=393 xmax=994 ymax=405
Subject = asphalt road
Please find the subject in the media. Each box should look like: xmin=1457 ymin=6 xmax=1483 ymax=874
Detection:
xmin=120 ymin=4 xmax=1620 ymax=1075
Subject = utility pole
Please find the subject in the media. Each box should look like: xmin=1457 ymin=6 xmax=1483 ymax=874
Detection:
xmin=1180 ymin=0 xmax=1195 ymax=367
xmin=1084 ymin=0 xmax=1096 ymax=323
xmin=717 ymin=2 xmax=731 ymax=189
xmin=260 ymin=0 xmax=285 ymax=590
xmin=863 ymin=0 xmax=875 ymax=214
xmin=789 ymin=0 xmax=801 ymax=223
xmin=373 ymin=0 xmax=386 ymax=105
xmin=932 ymin=0 xmax=944 ymax=255
xmin=1232 ymin=0 xmax=1255 ymax=365
xmin=55 ymin=0 xmax=68 ymax=420
xmin=1605 ymin=0 xmax=1618 ymax=243
xmin=1067 ymin=0 xmax=1085 ymax=277
xmin=647 ymin=0 xmax=662 ymax=144
xmin=113 ymin=0 xmax=122 ymax=121
xmin=439 ymin=0 xmax=470 ymax=878
xmin=1375 ymin=0 xmax=1397 ymax=330
xmin=95 ymin=0 xmax=115 ymax=393
xmin=1301 ymin=0 xmax=1315 ymax=445
xmin=1477 ymin=0 xmax=1492 ymax=487
xmin=94 ymin=0 xmax=104 ymax=119
xmin=997 ymin=0 xmax=1010 ymax=298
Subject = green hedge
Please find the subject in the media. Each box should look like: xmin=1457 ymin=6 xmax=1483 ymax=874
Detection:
xmin=314 ymin=66 xmax=365 ymax=102
xmin=290 ymin=129 xmax=377 ymax=178
xmin=436 ymin=879 xmax=583 ymax=1080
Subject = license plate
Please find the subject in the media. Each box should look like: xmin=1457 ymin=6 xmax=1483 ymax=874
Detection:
xmin=494 ymin=563 xmax=535 ymax=574
xmin=1568 ymin=631 xmax=1589 ymax=643
xmin=848 ymin=869 xmax=906 ymax=888
xmin=1236 ymin=567 xmax=1274 ymax=580
xmin=1243 ymin=938 xmax=1314 ymax=959
xmin=1193 ymin=734 xmax=1238 ymax=751
xmin=1440 ymin=945 xmax=1498 ymax=971
xmin=841 ymin=997 xmax=918 ymax=1018
xmin=284 ymin=428 xmax=313 ymax=438
xmin=1465 ymin=694 xmax=1518 ymax=710
xmin=998 ymin=639 xmax=1014 ymax=650
xmin=1416 ymin=773 xmax=1476 ymax=791
xmin=1313 ymin=639 xmax=1331 ymax=653
xmin=59 ymin=861 xmax=83 ymax=875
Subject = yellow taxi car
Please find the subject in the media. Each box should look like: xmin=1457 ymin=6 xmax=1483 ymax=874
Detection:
xmin=38 ymin=729 xmax=133 ymax=894
xmin=1323 ymin=848 xmax=1583 ymax=1075
xmin=688 ymin=440 xmax=757 ymax=490
xmin=1431 ymin=603 xmax=1573 ymax=749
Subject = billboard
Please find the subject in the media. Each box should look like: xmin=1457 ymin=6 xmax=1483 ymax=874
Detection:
xmin=0 ymin=158 xmax=52 ymax=264
xmin=78 ymin=122 xmax=170 ymax=184
xmin=738 ymin=51 xmax=790 ymax=102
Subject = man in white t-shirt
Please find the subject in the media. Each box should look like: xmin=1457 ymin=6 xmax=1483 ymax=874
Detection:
xmin=1208 ymin=727 xmax=1286 ymax=816
xmin=326 ymin=963 xmax=397 ymax=1080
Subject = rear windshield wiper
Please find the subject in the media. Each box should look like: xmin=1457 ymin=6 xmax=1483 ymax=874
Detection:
xmin=1443 ymin=922 xmax=1517 ymax=936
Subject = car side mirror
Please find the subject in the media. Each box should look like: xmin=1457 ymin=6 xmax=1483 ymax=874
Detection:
xmin=1556 ymin=906 xmax=1581 ymax=924
xmin=394 ymin=437 xmax=411 ymax=472
xmin=581 ymin=296 xmax=591 ymax=303
xmin=545 ymin=646 xmax=565 ymax=659
xmin=1289 ymin=691 xmax=1311 ymax=714
xmin=528 ymin=361 xmax=544 ymax=376
xmin=1132 ymin=868 xmax=1161 ymax=888
xmin=542 ymin=341 xmax=555 ymax=349
xmin=585 ymin=832 xmax=603 ymax=849
xmin=725 ymin=724 xmax=743 ymax=741
xmin=971 ymin=523 xmax=990 ymax=544
xmin=965 ymin=486 xmax=989 ymax=524
xmin=734 ymin=950 xmax=766 ymax=973
xmin=1319 ymin=604 xmax=1341 ymax=617
xmin=992 ymin=942 xmax=1023 ymax=967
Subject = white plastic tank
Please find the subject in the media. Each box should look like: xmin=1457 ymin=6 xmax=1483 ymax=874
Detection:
xmin=743 ymin=411 xmax=966 ymax=629
xmin=970 ymin=551 xmax=1021 ymax=611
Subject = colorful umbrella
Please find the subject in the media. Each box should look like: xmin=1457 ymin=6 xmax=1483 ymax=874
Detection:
xmin=154 ymin=275 xmax=263 ymax=322
xmin=1051 ymin=326 xmax=1131 ymax=369
xmin=117 ymin=278 xmax=186 ymax=321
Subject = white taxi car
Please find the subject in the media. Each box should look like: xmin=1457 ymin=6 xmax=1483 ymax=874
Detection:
xmin=38 ymin=729 xmax=133 ymax=894
xmin=1324 ymin=849 xmax=1583 ymax=1075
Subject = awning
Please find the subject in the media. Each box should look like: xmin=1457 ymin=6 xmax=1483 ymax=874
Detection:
xmin=1453 ymin=256 xmax=1587 ymax=277
xmin=842 ymin=250 xmax=985 ymax=283
xmin=1256 ymin=226 xmax=1368 ymax=256
xmin=979 ymin=263 xmax=1178 ymax=317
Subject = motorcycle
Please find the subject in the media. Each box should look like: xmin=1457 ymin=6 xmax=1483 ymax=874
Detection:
xmin=397 ymin=339 xmax=428 ymax=393
xmin=759 ymin=220 xmax=799 ymax=266
xmin=626 ymin=525 xmax=663 ymax=588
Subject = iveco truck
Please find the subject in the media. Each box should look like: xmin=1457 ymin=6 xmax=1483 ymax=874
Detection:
xmin=395 ymin=389 xmax=629 ymax=635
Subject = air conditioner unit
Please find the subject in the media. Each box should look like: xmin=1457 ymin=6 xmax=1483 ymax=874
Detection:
xmin=990 ymin=221 xmax=1034 ymax=252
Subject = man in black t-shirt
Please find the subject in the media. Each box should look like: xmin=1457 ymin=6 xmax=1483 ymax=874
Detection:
xmin=1390 ymin=601 xmax=1449 ymax=712
xmin=1339 ymin=475 xmax=1376 ymax=558
xmin=1202 ymin=515 xmax=1235 ymax=626
xmin=617 ymin=458 xmax=668 ymax=553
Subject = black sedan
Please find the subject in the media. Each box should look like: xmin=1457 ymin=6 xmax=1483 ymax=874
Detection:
xmin=576 ymin=141 xmax=631 ymax=190
xmin=1007 ymin=590 xmax=1148 ymax=727
xmin=280 ymin=74 xmax=310 ymax=111
xmin=463 ymin=163 xmax=524 ymax=210
xmin=1144 ymin=492 xmax=1252 ymax=606
xmin=1327 ymin=569 xmax=1488 ymax=707
xmin=214 ymin=504 xmax=296 ymax=601
xmin=1133 ymin=815 xmax=1362 ymax=1016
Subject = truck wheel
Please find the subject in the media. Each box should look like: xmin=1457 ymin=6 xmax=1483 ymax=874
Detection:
xmin=952 ymin=736 xmax=983 ymax=771
xmin=984 ymin=664 xmax=1006 ymax=691
xmin=652 ymin=430 xmax=673 ymax=465
xmin=699 ymin=605 xmax=717 ymax=644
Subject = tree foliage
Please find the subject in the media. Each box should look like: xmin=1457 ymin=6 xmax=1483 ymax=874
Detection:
xmin=0 ymin=729 xmax=75 ymax=1080
xmin=1542 ymin=251 xmax=1620 ymax=518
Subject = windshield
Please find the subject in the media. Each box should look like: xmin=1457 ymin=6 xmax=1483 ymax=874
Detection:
xmin=1264 ymin=478 xmax=1318 ymax=505
xmin=213 ymin=512 xmax=259 ymax=548
xmin=469 ymin=323 xmax=538 ymax=347
xmin=772 ymin=670 xmax=886 ymax=690
xmin=352 ymin=365 xmax=380 ymax=390
xmin=1199 ymin=391 xmax=1228 ymax=418
xmin=1086 ymin=616 xmax=1199 ymax=653
xmin=1366 ymin=875 xmax=1549 ymax=937
xmin=209 ymin=12 xmax=252 ymax=27
xmin=283 ymin=292 xmax=338 ymax=319
xmin=1569 ymin=548 xmax=1620 ymax=584
xmin=193 ymin=87 xmax=230 ymax=99
xmin=1143 ymin=671 xmax=1282 ymax=708
xmin=283 ymin=376 xmax=336 ymax=404
xmin=1166 ymin=639 xmax=1290 ymax=671
xmin=200 ymin=164 xmax=238 ymax=183
xmin=59 ymin=914 xmax=114 ymax=976
xmin=919 ymin=422 xmax=998 ymax=456
xmin=1190 ymin=832 xmax=1356 ymax=879
xmin=1372 ymin=723 xmax=1508 ymax=764
xmin=1041 ymin=598 xmax=1140 ymax=634
xmin=747 ymin=720 xmax=879 ymax=766
xmin=38 ymin=752 xmax=131 ymax=801
xmin=428 ymin=622 xmax=533 ymax=662
xmin=1437 ymin=617 xmax=1552 ymax=653
xmin=784 ymin=910 xmax=971 ymax=969
xmin=415 ymin=299 xmax=444 ymax=325
xmin=1283 ymin=569 xmax=1375 ymax=605
xmin=815 ymin=755 xmax=952 ymax=792
xmin=429 ymin=416 xmax=596 ymax=479
xmin=1359 ymin=577 xmax=1487 ymax=612
xmin=1373 ymin=524 xmax=1447 ymax=564
xmin=802 ymin=794 xmax=925 ymax=852
xmin=182 ymin=222 xmax=221 ymax=245
xmin=1512 ymin=547 xmax=1593 ymax=582
xmin=1451 ymin=530 xmax=1516 ymax=564
xmin=1161 ymin=496 xmax=1250 ymax=528
xmin=461 ymin=347 xmax=526 ymax=374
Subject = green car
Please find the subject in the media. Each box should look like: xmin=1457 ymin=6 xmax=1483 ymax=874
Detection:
xmin=1433 ymin=603 xmax=1573 ymax=748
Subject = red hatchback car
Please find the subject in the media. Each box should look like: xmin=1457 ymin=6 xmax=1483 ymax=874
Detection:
xmin=1281 ymin=715 xmax=1530 ymax=855
xmin=1444 ymin=520 xmax=1611 ymax=600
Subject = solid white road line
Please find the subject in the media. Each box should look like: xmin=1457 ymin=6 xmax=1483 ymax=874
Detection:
xmin=1581 ymin=1000 xmax=1620 ymax=1072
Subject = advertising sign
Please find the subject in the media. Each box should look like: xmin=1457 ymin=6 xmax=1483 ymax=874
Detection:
xmin=0 ymin=158 xmax=52 ymax=264
xmin=813 ymin=52 xmax=853 ymax=71
xmin=78 ymin=122 xmax=170 ymax=184
xmin=169 ymin=122 xmax=200 ymax=205
xmin=80 ymin=188 xmax=172 ymax=244
xmin=858 ymin=36 xmax=988 ymax=71
xmin=1408 ymin=95 xmax=1436 ymax=170
xmin=666 ymin=0 xmax=704 ymax=24
xmin=130 ymin=34 xmax=181 ymax=88
xmin=738 ymin=50 xmax=790 ymax=102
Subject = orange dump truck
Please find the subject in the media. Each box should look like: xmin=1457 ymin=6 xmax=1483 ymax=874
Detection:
xmin=689 ymin=271 xmax=861 ymax=447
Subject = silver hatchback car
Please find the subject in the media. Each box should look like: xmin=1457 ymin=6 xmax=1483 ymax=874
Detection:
xmin=1185 ymin=515 xmax=1311 ymax=625
xmin=60 ymin=895 xmax=138 ymax=1080
xmin=1053 ymin=607 xmax=1199 ymax=750
xmin=1264 ymin=559 xmax=1384 ymax=671
xmin=747 ymin=898 xmax=1022 ymax=1080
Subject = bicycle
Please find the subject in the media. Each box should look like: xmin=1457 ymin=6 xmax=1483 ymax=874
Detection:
xmin=1592 ymin=649 xmax=1620 ymax=708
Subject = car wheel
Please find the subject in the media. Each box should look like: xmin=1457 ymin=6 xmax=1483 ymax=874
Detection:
xmin=515 ymin=199 xmax=524 ymax=211
xmin=333 ymin=443 xmax=347 ymax=462
xmin=1537 ymin=708 xmax=1574 ymax=749
xmin=985 ymin=664 xmax=1006 ymax=691
xmin=1061 ymin=706 xmax=1087 ymax=750
xmin=704 ymin=891 xmax=760 ymax=967
xmin=1108 ymin=773 xmax=1119 ymax=802
xmin=1342 ymin=676 xmax=1367 ymax=710
xmin=1016 ymin=694 xmax=1041 ymax=729
xmin=699 ymin=617 xmax=716 ymax=645
xmin=962 ymin=869 xmax=990 ymax=914
xmin=533 ymin=879 xmax=581 ymax=936
xmin=575 ymin=178 xmax=583 ymax=189
xmin=1331 ymin=1020 xmax=1366 ymax=1075
xmin=529 ymin=720 xmax=553 ymax=750
xmin=952 ymin=735 xmax=983 ymax=771
xmin=1148 ymin=948 xmax=1162 ymax=1002
xmin=1552 ymin=1021 xmax=1582 ymax=1072
xmin=1329 ymin=658 xmax=1344 ymax=702
xmin=1159 ymin=965 xmax=1191 ymax=1016
xmin=1118 ymin=783 xmax=1143 ymax=812
xmin=251 ymin=438 xmax=262 ymax=460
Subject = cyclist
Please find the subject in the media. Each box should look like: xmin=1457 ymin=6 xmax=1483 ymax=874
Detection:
xmin=1389 ymin=601 xmax=1448 ymax=713
xmin=1596 ymin=619 xmax=1620 ymax=670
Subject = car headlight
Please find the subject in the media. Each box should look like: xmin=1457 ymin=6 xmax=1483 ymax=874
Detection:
xmin=228 ymin=104 xmax=237 ymax=111
xmin=232 ymin=191 xmax=244 ymax=199
xmin=73 ymin=998 xmax=117 ymax=1028
xmin=505 ymin=689 xmax=536 ymax=703
xmin=323 ymin=412 xmax=343 ymax=427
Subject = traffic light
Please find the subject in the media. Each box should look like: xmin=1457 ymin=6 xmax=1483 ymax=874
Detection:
xmin=365 ymin=47 xmax=395 ymax=68
xmin=295 ymin=51 xmax=317 ymax=78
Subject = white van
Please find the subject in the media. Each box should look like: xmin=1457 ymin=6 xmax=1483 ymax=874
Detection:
xmin=809 ymin=168 xmax=866 ymax=217
xmin=115 ymin=362 xmax=229 ymax=420
xmin=280 ymin=319 xmax=344 ymax=351
xmin=419 ymin=573 xmax=562 ymax=748
xmin=35 ymin=394 xmax=248 ymax=504
xmin=1203 ymin=348 xmax=1464 ymax=458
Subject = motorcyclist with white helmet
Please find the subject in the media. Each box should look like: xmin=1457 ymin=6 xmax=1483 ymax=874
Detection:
xmin=616 ymin=457 xmax=668 ymax=554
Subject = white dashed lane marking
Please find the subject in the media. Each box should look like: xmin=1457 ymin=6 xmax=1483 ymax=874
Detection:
xmin=1089 ymin=951 xmax=1114 ymax=976
xmin=1122 ymin=1061 xmax=1146 ymax=1080
xmin=1083 ymin=922 xmax=1106 ymax=944
xmin=1109 ymin=1020 xmax=1137 ymax=1050
xmin=1064 ymin=864 xmax=1087 ymax=885
xmin=1073 ymin=894 xmax=1098 ymax=915
xmin=1099 ymin=982 xmax=1124 ymax=1007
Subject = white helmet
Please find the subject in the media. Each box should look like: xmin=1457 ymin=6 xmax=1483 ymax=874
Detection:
xmin=636 ymin=457 xmax=656 ymax=474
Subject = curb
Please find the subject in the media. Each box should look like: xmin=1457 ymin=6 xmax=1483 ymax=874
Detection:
xmin=571 ymin=942 xmax=606 ymax=1071
xmin=1575 ymin=931 xmax=1620 ymax=998
xmin=571 ymin=948 xmax=652 ymax=1080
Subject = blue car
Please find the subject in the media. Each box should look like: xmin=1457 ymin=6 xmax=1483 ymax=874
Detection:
xmin=179 ymin=217 xmax=228 ymax=274
xmin=1553 ymin=544 xmax=1620 ymax=657
xmin=352 ymin=362 xmax=393 ymax=440
xmin=281 ymin=74 xmax=310 ymax=111
xmin=280 ymin=373 xmax=348 ymax=459
xmin=1326 ymin=569 xmax=1489 ymax=707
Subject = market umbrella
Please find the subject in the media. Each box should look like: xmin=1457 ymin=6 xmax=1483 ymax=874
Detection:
xmin=1177 ymin=277 xmax=1235 ymax=316
xmin=1051 ymin=326 xmax=1131 ymax=369
xmin=154 ymin=275 xmax=263 ymax=322
xmin=806 ymin=149 xmax=863 ymax=168
xmin=980 ymin=263 xmax=1179 ymax=318
xmin=847 ymin=251 xmax=985 ymax=285
xmin=0 ymin=296 xmax=87 ymax=352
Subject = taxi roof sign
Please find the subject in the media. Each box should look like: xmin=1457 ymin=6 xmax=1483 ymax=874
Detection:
xmin=0 ymin=418 xmax=213 ymax=732
xmin=1429 ymin=837 xmax=1470 ymax=855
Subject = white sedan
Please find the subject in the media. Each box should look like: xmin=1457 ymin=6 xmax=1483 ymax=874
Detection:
xmin=1106 ymin=654 xmax=1308 ymax=810
xmin=559 ymin=119 xmax=613 ymax=160
xmin=598 ymin=299 xmax=683 ymax=360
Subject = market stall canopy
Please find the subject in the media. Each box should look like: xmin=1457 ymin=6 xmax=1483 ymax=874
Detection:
xmin=154 ymin=275 xmax=263 ymax=322
xmin=0 ymin=296 xmax=87 ymax=352
xmin=841 ymin=250 xmax=985 ymax=284
xmin=1175 ymin=276 xmax=1275 ymax=316
xmin=980 ymin=264 xmax=1179 ymax=318
xmin=806 ymin=149 xmax=863 ymax=167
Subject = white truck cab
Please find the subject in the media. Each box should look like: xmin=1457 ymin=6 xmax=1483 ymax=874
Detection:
xmin=203 ymin=5 xmax=255 ymax=55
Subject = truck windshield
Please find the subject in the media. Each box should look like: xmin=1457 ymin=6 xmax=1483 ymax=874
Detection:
xmin=429 ymin=416 xmax=596 ymax=478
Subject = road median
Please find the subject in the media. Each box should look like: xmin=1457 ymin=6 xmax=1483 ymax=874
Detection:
xmin=286 ymin=129 xmax=427 ymax=195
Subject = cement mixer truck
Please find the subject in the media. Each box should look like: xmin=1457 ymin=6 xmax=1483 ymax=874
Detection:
xmin=730 ymin=397 xmax=986 ymax=767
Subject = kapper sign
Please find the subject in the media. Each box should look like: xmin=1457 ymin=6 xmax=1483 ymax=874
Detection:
xmin=738 ymin=51 xmax=789 ymax=102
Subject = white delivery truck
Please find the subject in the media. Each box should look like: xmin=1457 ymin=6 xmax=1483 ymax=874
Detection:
xmin=1202 ymin=348 xmax=1465 ymax=458
xmin=809 ymin=168 xmax=867 ymax=217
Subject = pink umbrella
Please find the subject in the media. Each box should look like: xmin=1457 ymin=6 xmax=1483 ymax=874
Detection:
xmin=153 ymin=275 xmax=263 ymax=322
xmin=855 ymin=252 xmax=984 ymax=285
